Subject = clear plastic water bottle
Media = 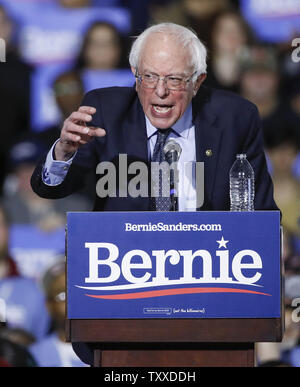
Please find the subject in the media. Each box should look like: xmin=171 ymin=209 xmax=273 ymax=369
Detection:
xmin=229 ymin=154 xmax=255 ymax=211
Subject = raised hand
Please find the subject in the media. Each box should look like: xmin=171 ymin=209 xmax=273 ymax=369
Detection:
xmin=54 ymin=106 xmax=106 ymax=161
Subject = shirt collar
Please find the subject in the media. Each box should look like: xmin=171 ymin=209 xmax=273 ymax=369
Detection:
xmin=146 ymin=103 xmax=193 ymax=140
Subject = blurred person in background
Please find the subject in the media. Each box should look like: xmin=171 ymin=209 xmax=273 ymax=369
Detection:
xmin=40 ymin=21 xmax=134 ymax=156
xmin=256 ymin=190 xmax=300 ymax=367
xmin=205 ymin=9 xmax=252 ymax=93
xmin=150 ymin=0 xmax=231 ymax=50
xmin=0 ymin=207 xmax=18 ymax=278
xmin=75 ymin=21 xmax=123 ymax=70
xmin=239 ymin=0 xmax=300 ymax=109
xmin=285 ymin=253 xmax=300 ymax=277
xmin=0 ymin=337 xmax=37 ymax=367
xmin=287 ymin=76 xmax=300 ymax=134
xmin=0 ymin=137 xmax=87 ymax=280
xmin=73 ymin=21 xmax=134 ymax=91
xmin=284 ymin=76 xmax=300 ymax=184
xmin=1 ymin=138 xmax=92 ymax=230
xmin=239 ymin=46 xmax=280 ymax=124
xmin=0 ymin=327 xmax=35 ymax=348
xmin=37 ymin=71 xmax=96 ymax=202
xmin=290 ymin=80 xmax=300 ymax=117
xmin=37 ymin=71 xmax=85 ymax=150
xmin=239 ymin=45 xmax=298 ymax=142
xmin=0 ymin=4 xmax=32 ymax=195
xmin=256 ymin=298 xmax=298 ymax=367
xmin=280 ymin=275 xmax=300 ymax=367
xmin=39 ymin=21 xmax=130 ymax=149
xmin=264 ymin=126 xmax=300 ymax=254
xmin=29 ymin=260 xmax=87 ymax=367
xmin=0 ymin=206 xmax=51 ymax=341
xmin=1 ymin=0 xmax=131 ymax=132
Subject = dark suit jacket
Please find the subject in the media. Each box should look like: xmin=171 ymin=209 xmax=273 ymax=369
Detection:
xmin=31 ymin=85 xmax=278 ymax=212
xmin=31 ymin=86 xmax=279 ymax=364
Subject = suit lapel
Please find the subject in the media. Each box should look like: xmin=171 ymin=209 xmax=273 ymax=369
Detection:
xmin=192 ymin=87 xmax=224 ymax=209
xmin=119 ymin=91 xmax=150 ymax=211
xmin=122 ymin=93 xmax=148 ymax=163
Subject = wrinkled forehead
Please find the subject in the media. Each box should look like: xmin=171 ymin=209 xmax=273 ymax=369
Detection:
xmin=138 ymin=33 xmax=193 ymax=75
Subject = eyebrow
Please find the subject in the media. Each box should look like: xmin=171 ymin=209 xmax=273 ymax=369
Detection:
xmin=143 ymin=69 xmax=188 ymax=77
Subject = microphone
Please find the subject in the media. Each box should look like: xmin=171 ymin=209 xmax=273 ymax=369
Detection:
xmin=163 ymin=139 xmax=182 ymax=164
xmin=163 ymin=140 xmax=182 ymax=211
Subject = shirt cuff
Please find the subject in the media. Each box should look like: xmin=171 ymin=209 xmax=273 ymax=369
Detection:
xmin=42 ymin=139 xmax=77 ymax=186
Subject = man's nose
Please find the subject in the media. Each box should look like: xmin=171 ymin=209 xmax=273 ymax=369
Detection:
xmin=155 ymin=79 xmax=169 ymax=98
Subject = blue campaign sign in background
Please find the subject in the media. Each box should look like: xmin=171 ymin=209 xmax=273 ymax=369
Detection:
xmin=67 ymin=211 xmax=281 ymax=319
xmin=240 ymin=0 xmax=300 ymax=43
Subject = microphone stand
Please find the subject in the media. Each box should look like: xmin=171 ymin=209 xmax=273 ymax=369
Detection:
xmin=165 ymin=150 xmax=179 ymax=212
xmin=169 ymin=167 xmax=178 ymax=211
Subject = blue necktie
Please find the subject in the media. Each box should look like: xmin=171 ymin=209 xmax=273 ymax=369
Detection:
xmin=150 ymin=128 xmax=172 ymax=211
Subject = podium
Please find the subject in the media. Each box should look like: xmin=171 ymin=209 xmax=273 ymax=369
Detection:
xmin=66 ymin=211 xmax=283 ymax=367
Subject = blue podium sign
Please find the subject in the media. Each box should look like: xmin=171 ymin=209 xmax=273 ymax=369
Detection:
xmin=67 ymin=211 xmax=281 ymax=319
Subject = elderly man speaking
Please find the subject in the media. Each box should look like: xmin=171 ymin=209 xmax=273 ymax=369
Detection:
xmin=31 ymin=22 xmax=278 ymax=213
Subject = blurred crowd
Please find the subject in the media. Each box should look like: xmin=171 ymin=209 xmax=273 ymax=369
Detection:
xmin=0 ymin=0 xmax=300 ymax=367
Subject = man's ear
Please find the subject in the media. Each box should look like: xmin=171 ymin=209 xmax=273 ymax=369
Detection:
xmin=131 ymin=66 xmax=136 ymax=76
xmin=193 ymin=73 xmax=207 ymax=96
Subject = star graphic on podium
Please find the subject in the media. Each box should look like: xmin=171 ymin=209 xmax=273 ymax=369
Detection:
xmin=216 ymin=236 xmax=229 ymax=249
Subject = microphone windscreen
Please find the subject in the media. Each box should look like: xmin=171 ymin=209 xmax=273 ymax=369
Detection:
xmin=163 ymin=140 xmax=182 ymax=160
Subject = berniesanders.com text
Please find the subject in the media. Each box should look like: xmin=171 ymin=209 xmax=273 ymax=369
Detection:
xmin=125 ymin=222 xmax=222 ymax=232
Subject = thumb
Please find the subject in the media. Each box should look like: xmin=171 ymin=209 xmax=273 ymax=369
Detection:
xmin=89 ymin=127 xmax=106 ymax=138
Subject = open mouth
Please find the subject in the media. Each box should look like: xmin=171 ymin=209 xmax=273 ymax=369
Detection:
xmin=151 ymin=104 xmax=175 ymax=115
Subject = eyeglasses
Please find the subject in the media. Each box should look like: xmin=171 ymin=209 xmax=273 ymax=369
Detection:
xmin=135 ymin=70 xmax=197 ymax=91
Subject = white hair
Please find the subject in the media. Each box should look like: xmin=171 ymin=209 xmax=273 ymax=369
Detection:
xmin=129 ymin=22 xmax=207 ymax=77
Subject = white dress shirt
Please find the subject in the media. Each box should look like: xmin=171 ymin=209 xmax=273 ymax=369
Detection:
xmin=146 ymin=103 xmax=197 ymax=211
